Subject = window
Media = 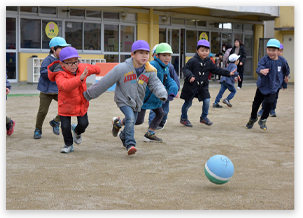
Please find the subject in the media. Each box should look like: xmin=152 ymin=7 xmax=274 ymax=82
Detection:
xmin=186 ymin=19 xmax=196 ymax=26
xmin=6 ymin=6 xmax=17 ymax=11
xmin=120 ymin=55 xmax=131 ymax=62
xmin=104 ymin=24 xmax=118 ymax=52
xmin=197 ymin=20 xmax=206 ymax=27
xmin=42 ymin=20 xmax=62 ymax=49
xmin=20 ymin=18 xmax=41 ymax=48
xmin=171 ymin=29 xmax=180 ymax=53
xmin=211 ymin=32 xmax=221 ymax=54
xmin=6 ymin=18 xmax=16 ymax=49
xmin=223 ymin=23 xmax=232 ymax=29
xmin=103 ymin=12 xmax=119 ymax=20
xmin=6 ymin=52 xmax=16 ymax=79
xmin=159 ymin=28 xmax=166 ymax=43
xmin=125 ymin=13 xmax=137 ymax=21
xmin=172 ymin=18 xmax=185 ymax=25
xmin=244 ymin=24 xmax=253 ymax=30
xmin=65 ymin=22 xmax=82 ymax=50
xmin=39 ymin=7 xmax=56 ymax=15
xmin=120 ymin=25 xmax=134 ymax=52
xmin=186 ymin=30 xmax=197 ymax=53
xmin=84 ymin=23 xmax=101 ymax=50
xmin=222 ymin=32 xmax=232 ymax=47
xmin=104 ymin=54 xmax=119 ymax=62
xmin=86 ymin=10 xmax=101 ymax=18
xmin=234 ymin=23 xmax=242 ymax=30
xmin=20 ymin=6 xmax=38 ymax=13
xmin=70 ymin=8 xmax=85 ymax=17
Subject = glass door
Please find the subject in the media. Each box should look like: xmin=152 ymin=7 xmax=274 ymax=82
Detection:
xmin=6 ymin=17 xmax=18 ymax=82
xmin=243 ymin=34 xmax=253 ymax=78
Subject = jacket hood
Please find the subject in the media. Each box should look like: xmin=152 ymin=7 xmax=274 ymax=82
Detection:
xmin=125 ymin=57 xmax=157 ymax=73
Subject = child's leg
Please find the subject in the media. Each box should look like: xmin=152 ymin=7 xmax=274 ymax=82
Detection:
xmin=149 ymin=107 xmax=165 ymax=130
xmin=250 ymin=88 xmax=265 ymax=119
xmin=60 ymin=116 xmax=73 ymax=146
xmin=215 ymin=83 xmax=227 ymax=103
xmin=181 ymin=99 xmax=193 ymax=119
xmin=261 ymin=93 xmax=276 ymax=120
xmin=148 ymin=110 xmax=156 ymax=126
xmin=161 ymin=101 xmax=169 ymax=122
xmin=135 ymin=109 xmax=146 ymax=125
xmin=201 ymin=98 xmax=210 ymax=119
xmin=35 ymin=92 xmax=54 ymax=130
xmin=226 ymin=83 xmax=237 ymax=100
xmin=75 ymin=113 xmax=89 ymax=135
xmin=271 ymin=88 xmax=280 ymax=112
xmin=120 ymin=106 xmax=138 ymax=147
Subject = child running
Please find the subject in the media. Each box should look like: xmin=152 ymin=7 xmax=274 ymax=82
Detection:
xmin=83 ymin=40 xmax=168 ymax=155
xmin=246 ymin=39 xmax=289 ymax=130
xmin=48 ymin=47 xmax=101 ymax=153
xmin=213 ymin=54 xmax=241 ymax=108
xmin=33 ymin=36 xmax=70 ymax=139
xmin=180 ymin=39 xmax=236 ymax=127
xmin=257 ymin=43 xmax=288 ymax=117
xmin=135 ymin=42 xmax=178 ymax=142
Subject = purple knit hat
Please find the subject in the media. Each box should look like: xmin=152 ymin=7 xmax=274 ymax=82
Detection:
xmin=197 ymin=39 xmax=210 ymax=48
xmin=131 ymin=40 xmax=150 ymax=52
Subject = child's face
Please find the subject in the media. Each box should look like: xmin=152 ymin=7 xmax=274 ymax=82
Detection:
xmin=52 ymin=47 xmax=64 ymax=59
xmin=156 ymin=53 xmax=172 ymax=65
xmin=235 ymin=59 xmax=240 ymax=65
xmin=278 ymin=49 xmax=283 ymax=56
xmin=196 ymin=47 xmax=209 ymax=60
xmin=266 ymin=47 xmax=279 ymax=60
xmin=131 ymin=50 xmax=149 ymax=67
xmin=60 ymin=57 xmax=79 ymax=72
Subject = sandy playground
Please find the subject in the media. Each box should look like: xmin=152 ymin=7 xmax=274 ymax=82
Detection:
xmin=6 ymin=82 xmax=294 ymax=210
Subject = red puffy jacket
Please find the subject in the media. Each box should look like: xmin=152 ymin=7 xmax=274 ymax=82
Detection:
xmin=48 ymin=60 xmax=100 ymax=117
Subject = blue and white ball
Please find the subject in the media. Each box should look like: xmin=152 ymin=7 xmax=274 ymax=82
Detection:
xmin=204 ymin=154 xmax=234 ymax=185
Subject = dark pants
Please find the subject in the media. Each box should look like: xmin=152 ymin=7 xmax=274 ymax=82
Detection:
xmin=60 ymin=113 xmax=89 ymax=146
xmin=135 ymin=108 xmax=165 ymax=130
xmin=261 ymin=88 xmax=281 ymax=112
xmin=251 ymin=88 xmax=276 ymax=120
xmin=237 ymin=65 xmax=244 ymax=88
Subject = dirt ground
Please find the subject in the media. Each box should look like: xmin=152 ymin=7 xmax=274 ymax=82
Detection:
xmin=6 ymin=83 xmax=294 ymax=210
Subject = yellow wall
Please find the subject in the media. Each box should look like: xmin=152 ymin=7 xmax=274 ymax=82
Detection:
xmin=253 ymin=24 xmax=264 ymax=79
xmin=19 ymin=53 xmax=104 ymax=82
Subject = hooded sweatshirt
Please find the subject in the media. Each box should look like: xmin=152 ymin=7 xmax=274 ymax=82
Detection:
xmin=83 ymin=57 xmax=168 ymax=112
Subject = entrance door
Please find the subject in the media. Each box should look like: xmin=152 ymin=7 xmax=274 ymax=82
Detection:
xmin=283 ymin=35 xmax=294 ymax=82
xmin=6 ymin=17 xmax=18 ymax=83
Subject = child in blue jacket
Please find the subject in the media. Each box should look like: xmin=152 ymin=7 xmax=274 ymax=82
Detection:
xmin=213 ymin=54 xmax=241 ymax=108
xmin=33 ymin=37 xmax=70 ymax=139
xmin=137 ymin=43 xmax=178 ymax=142
xmin=246 ymin=39 xmax=290 ymax=130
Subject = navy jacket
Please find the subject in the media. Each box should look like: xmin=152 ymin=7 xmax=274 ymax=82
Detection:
xmin=256 ymin=55 xmax=290 ymax=95
xmin=167 ymin=63 xmax=180 ymax=101
xmin=37 ymin=55 xmax=59 ymax=93
xmin=180 ymin=53 xmax=231 ymax=101
xmin=220 ymin=63 xmax=239 ymax=86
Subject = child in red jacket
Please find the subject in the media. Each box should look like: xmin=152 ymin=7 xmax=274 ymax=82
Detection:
xmin=48 ymin=47 xmax=101 ymax=153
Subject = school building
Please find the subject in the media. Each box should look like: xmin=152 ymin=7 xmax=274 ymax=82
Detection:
xmin=6 ymin=6 xmax=294 ymax=83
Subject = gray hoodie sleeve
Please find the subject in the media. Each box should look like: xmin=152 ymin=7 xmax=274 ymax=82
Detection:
xmin=83 ymin=65 xmax=120 ymax=101
xmin=147 ymin=71 xmax=168 ymax=101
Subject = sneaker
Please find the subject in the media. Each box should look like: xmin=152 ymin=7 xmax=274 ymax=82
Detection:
xmin=180 ymin=118 xmax=193 ymax=127
xmin=258 ymin=119 xmax=267 ymax=130
xmin=49 ymin=119 xmax=60 ymax=135
xmin=34 ymin=128 xmax=42 ymax=139
xmin=61 ymin=145 xmax=74 ymax=153
xmin=6 ymin=120 xmax=15 ymax=136
xmin=156 ymin=120 xmax=167 ymax=130
xmin=118 ymin=132 xmax=126 ymax=149
xmin=111 ymin=117 xmax=121 ymax=137
xmin=213 ymin=103 xmax=223 ymax=108
xmin=223 ymin=99 xmax=232 ymax=107
xmin=257 ymin=109 xmax=263 ymax=117
xmin=246 ymin=117 xmax=258 ymax=129
xmin=143 ymin=132 xmax=163 ymax=143
xmin=71 ymin=124 xmax=82 ymax=144
xmin=237 ymin=87 xmax=241 ymax=90
xmin=127 ymin=145 xmax=137 ymax=155
xmin=200 ymin=117 xmax=213 ymax=125
xmin=269 ymin=111 xmax=276 ymax=117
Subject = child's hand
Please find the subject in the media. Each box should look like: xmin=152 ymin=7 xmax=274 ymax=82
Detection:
xmin=80 ymin=67 xmax=89 ymax=81
xmin=284 ymin=76 xmax=289 ymax=83
xmin=6 ymin=88 xmax=10 ymax=95
xmin=176 ymin=91 xmax=180 ymax=98
xmin=189 ymin=77 xmax=195 ymax=82
xmin=260 ymin=68 xmax=269 ymax=75
xmin=237 ymin=75 xmax=241 ymax=81
xmin=239 ymin=62 xmax=243 ymax=66
xmin=229 ymin=69 xmax=236 ymax=76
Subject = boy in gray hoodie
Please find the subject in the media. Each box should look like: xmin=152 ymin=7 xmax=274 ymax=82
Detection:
xmin=83 ymin=40 xmax=167 ymax=155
